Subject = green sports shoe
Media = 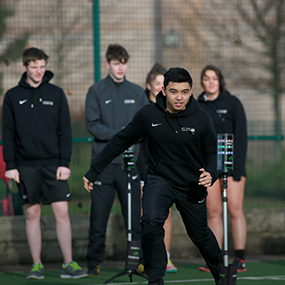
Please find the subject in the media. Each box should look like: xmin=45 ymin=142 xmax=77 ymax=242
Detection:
xmin=26 ymin=263 xmax=45 ymax=279
xmin=60 ymin=261 xmax=88 ymax=279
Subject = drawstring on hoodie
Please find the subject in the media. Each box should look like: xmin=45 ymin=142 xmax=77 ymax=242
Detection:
xmin=158 ymin=92 xmax=197 ymax=136
xmin=165 ymin=110 xmax=182 ymax=134
xmin=165 ymin=110 xmax=196 ymax=136
xmin=30 ymin=88 xmax=35 ymax=108
xmin=165 ymin=110 xmax=178 ymax=134
xmin=30 ymin=83 xmax=43 ymax=108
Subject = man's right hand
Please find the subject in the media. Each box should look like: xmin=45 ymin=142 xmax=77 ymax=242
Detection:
xmin=5 ymin=169 xmax=20 ymax=183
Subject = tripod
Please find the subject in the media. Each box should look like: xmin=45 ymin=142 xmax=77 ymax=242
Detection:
xmin=217 ymin=134 xmax=237 ymax=285
xmin=222 ymin=174 xmax=229 ymax=267
xmin=219 ymin=174 xmax=238 ymax=285
xmin=104 ymin=147 xmax=148 ymax=284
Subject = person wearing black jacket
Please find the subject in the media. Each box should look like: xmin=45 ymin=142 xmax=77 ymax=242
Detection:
xmin=2 ymin=47 xmax=87 ymax=279
xmin=85 ymin=43 xmax=148 ymax=276
xmin=143 ymin=63 xmax=178 ymax=274
xmin=83 ymin=67 xmax=223 ymax=285
xmin=197 ymin=65 xmax=247 ymax=273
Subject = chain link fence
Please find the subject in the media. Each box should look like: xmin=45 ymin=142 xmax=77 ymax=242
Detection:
xmin=0 ymin=0 xmax=284 ymax=214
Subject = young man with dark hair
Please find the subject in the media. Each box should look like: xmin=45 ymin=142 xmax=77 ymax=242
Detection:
xmin=85 ymin=43 xmax=148 ymax=276
xmin=2 ymin=47 xmax=87 ymax=279
xmin=83 ymin=67 xmax=223 ymax=284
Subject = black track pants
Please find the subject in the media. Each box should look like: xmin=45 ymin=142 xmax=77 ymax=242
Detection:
xmin=141 ymin=175 xmax=223 ymax=283
xmin=87 ymin=164 xmax=142 ymax=269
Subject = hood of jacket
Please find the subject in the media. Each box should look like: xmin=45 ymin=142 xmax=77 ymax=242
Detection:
xmin=19 ymin=70 xmax=54 ymax=89
xmin=156 ymin=90 xmax=199 ymax=116
xmin=197 ymin=90 xmax=230 ymax=103
xmin=155 ymin=90 xmax=199 ymax=134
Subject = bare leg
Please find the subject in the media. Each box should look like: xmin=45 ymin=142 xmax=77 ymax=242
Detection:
xmin=206 ymin=179 xmax=223 ymax=249
xmin=227 ymin=176 xmax=247 ymax=250
xmin=51 ymin=201 xmax=72 ymax=264
xmin=164 ymin=208 xmax=172 ymax=254
xmin=25 ymin=203 xmax=42 ymax=264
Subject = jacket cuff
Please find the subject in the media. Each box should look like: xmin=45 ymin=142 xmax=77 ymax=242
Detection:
xmin=84 ymin=167 xmax=100 ymax=183
xmin=210 ymin=169 xmax=218 ymax=186
xmin=59 ymin=158 xmax=70 ymax=168
xmin=5 ymin=160 xmax=17 ymax=171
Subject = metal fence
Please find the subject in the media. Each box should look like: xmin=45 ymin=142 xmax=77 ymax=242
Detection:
xmin=0 ymin=0 xmax=284 ymax=215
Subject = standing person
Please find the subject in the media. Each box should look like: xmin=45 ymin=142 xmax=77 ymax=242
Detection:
xmin=144 ymin=63 xmax=177 ymax=274
xmin=83 ymin=67 xmax=223 ymax=285
xmin=85 ymin=43 xmax=148 ymax=276
xmin=2 ymin=47 xmax=87 ymax=280
xmin=197 ymin=65 xmax=247 ymax=272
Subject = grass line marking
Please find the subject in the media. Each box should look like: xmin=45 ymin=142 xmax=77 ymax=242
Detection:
xmin=81 ymin=275 xmax=285 ymax=285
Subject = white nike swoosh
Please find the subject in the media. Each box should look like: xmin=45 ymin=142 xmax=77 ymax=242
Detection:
xmin=198 ymin=198 xmax=205 ymax=204
xmin=151 ymin=123 xmax=162 ymax=127
xmin=132 ymin=175 xmax=138 ymax=180
xmin=19 ymin=99 xmax=28 ymax=105
xmin=105 ymin=99 xmax=112 ymax=104
xmin=66 ymin=193 xmax=71 ymax=197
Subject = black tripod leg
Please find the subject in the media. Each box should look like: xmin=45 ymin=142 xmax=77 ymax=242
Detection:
xmin=131 ymin=270 xmax=148 ymax=280
xmin=103 ymin=269 xmax=148 ymax=284
xmin=103 ymin=269 xmax=129 ymax=284
xmin=104 ymin=167 xmax=148 ymax=283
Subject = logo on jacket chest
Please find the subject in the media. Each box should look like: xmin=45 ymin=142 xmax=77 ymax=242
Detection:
xmin=216 ymin=109 xmax=227 ymax=114
xmin=124 ymin=99 xmax=135 ymax=104
xmin=181 ymin=127 xmax=195 ymax=135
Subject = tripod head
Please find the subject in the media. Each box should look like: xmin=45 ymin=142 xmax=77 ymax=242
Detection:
xmin=217 ymin=133 xmax=234 ymax=176
xmin=122 ymin=145 xmax=135 ymax=172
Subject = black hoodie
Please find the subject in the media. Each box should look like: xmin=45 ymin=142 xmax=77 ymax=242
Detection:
xmin=197 ymin=90 xmax=247 ymax=180
xmin=2 ymin=71 xmax=72 ymax=170
xmin=85 ymin=91 xmax=217 ymax=193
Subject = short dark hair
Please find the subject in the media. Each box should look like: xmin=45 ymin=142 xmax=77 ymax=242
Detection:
xmin=163 ymin=67 xmax=193 ymax=89
xmin=105 ymin=43 xmax=129 ymax=63
xmin=22 ymin=47 xmax=49 ymax=67
xmin=200 ymin=64 xmax=226 ymax=96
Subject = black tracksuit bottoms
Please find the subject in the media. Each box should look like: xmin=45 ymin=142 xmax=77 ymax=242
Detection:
xmin=141 ymin=174 xmax=223 ymax=284
xmin=87 ymin=164 xmax=142 ymax=269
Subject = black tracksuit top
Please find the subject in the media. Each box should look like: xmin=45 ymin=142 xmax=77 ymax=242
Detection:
xmin=85 ymin=74 xmax=148 ymax=164
xmin=85 ymin=91 xmax=218 ymax=191
xmin=2 ymin=71 xmax=72 ymax=170
xmin=197 ymin=90 xmax=247 ymax=180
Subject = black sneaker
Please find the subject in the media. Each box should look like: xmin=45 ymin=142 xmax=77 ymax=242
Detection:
xmin=88 ymin=265 xmax=101 ymax=277
xmin=148 ymin=279 xmax=164 ymax=285
xmin=232 ymin=258 xmax=246 ymax=272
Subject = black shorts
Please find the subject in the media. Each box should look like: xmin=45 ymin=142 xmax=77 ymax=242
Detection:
xmin=17 ymin=165 xmax=72 ymax=205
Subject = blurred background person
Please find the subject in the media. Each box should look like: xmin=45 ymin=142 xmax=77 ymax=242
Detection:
xmin=85 ymin=43 xmax=148 ymax=276
xmin=2 ymin=47 xmax=87 ymax=280
xmin=197 ymin=64 xmax=247 ymax=272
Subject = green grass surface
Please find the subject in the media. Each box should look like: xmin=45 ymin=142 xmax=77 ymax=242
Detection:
xmin=1 ymin=260 xmax=285 ymax=284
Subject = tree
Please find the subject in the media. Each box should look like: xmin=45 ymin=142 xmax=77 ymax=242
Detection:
xmin=0 ymin=0 xmax=29 ymax=96
xmin=236 ymin=0 xmax=285 ymax=135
